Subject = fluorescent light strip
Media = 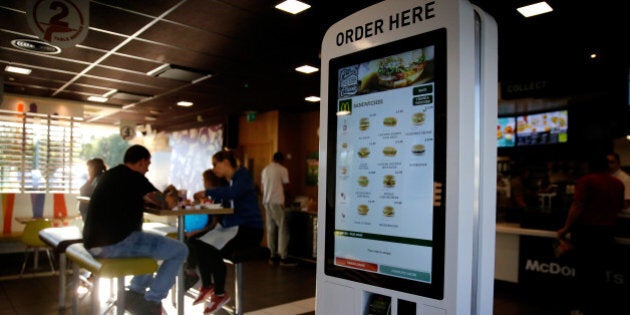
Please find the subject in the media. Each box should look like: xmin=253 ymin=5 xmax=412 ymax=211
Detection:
xmin=296 ymin=65 xmax=319 ymax=74
xmin=147 ymin=63 xmax=170 ymax=76
xmin=5 ymin=65 xmax=32 ymax=75
xmin=275 ymin=0 xmax=310 ymax=14
xmin=103 ymin=89 xmax=117 ymax=97
xmin=517 ymin=2 xmax=553 ymax=18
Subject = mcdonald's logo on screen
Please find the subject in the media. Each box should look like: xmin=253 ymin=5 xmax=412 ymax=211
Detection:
xmin=338 ymin=99 xmax=352 ymax=115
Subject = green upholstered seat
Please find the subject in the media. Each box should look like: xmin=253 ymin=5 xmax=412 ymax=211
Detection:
xmin=66 ymin=243 xmax=158 ymax=315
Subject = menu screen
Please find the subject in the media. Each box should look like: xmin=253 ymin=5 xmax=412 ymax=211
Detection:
xmin=497 ymin=117 xmax=516 ymax=147
xmin=325 ymin=29 xmax=446 ymax=298
xmin=516 ymin=110 xmax=568 ymax=146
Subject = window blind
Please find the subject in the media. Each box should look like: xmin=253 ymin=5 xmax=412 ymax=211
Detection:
xmin=0 ymin=109 xmax=82 ymax=193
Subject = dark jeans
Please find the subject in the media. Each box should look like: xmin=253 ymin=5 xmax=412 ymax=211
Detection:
xmin=189 ymin=226 xmax=263 ymax=294
xmin=572 ymin=225 xmax=616 ymax=314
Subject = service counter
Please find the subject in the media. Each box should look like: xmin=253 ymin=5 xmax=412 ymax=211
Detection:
xmin=286 ymin=209 xmax=318 ymax=262
xmin=496 ymin=221 xmax=630 ymax=295
xmin=495 ymin=222 xmax=553 ymax=283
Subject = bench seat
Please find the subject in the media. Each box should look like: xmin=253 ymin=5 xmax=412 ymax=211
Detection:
xmin=39 ymin=226 xmax=83 ymax=309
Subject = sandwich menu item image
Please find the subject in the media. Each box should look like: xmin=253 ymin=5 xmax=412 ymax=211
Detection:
xmin=358 ymin=204 xmax=369 ymax=215
xmin=412 ymin=112 xmax=425 ymax=125
xmin=383 ymin=206 xmax=395 ymax=217
xmin=412 ymin=144 xmax=425 ymax=155
xmin=383 ymin=116 xmax=397 ymax=126
xmin=359 ymin=117 xmax=370 ymax=130
xmin=358 ymin=147 xmax=370 ymax=158
xmin=382 ymin=146 xmax=397 ymax=157
xmin=383 ymin=175 xmax=396 ymax=188
xmin=357 ymin=176 xmax=369 ymax=187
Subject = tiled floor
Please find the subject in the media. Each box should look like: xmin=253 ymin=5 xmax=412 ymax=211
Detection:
xmin=1 ymin=251 xmax=622 ymax=315
xmin=0 ymin=252 xmax=316 ymax=315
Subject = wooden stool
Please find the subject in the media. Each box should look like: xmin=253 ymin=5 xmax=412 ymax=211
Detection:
xmin=38 ymin=226 xmax=83 ymax=309
xmin=222 ymin=246 xmax=270 ymax=315
xmin=66 ymin=243 xmax=158 ymax=315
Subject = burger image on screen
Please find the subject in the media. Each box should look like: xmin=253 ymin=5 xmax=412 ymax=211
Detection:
xmin=340 ymin=167 xmax=348 ymax=175
xmin=357 ymin=204 xmax=369 ymax=215
xmin=357 ymin=176 xmax=369 ymax=187
xmin=358 ymin=147 xmax=370 ymax=158
xmin=382 ymin=146 xmax=397 ymax=157
xmin=359 ymin=118 xmax=370 ymax=130
xmin=341 ymin=142 xmax=348 ymax=149
xmin=383 ymin=117 xmax=397 ymax=127
xmin=383 ymin=206 xmax=395 ymax=217
xmin=383 ymin=174 xmax=396 ymax=187
xmin=412 ymin=112 xmax=425 ymax=125
xmin=412 ymin=144 xmax=426 ymax=155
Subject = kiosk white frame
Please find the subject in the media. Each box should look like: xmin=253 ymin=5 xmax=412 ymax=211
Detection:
xmin=317 ymin=0 xmax=497 ymax=314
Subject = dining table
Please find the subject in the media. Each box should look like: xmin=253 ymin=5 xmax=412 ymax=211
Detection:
xmin=14 ymin=215 xmax=79 ymax=225
xmin=144 ymin=204 xmax=233 ymax=315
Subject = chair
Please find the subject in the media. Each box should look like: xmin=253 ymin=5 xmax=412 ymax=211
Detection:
xmin=66 ymin=243 xmax=158 ymax=315
xmin=221 ymin=246 xmax=271 ymax=315
xmin=20 ymin=219 xmax=55 ymax=277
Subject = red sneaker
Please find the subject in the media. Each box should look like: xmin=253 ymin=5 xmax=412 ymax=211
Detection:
xmin=203 ymin=293 xmax=230 ymax=314
xmin=192 ymin=285 xmax=215 ymax=305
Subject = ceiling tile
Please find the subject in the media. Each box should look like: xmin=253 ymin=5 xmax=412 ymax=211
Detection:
xmin=140 ymin=21 xmax=248 ymax=60
xmin=90 ymin=2 xmax=157 ymax=36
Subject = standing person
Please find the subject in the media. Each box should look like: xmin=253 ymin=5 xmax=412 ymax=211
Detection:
xmin=557 ymin=153 xmax=624 ymax=315
xmin=192 ymin=150 xmax=263 ymax=314
xmin=508 ymin=166 xmax=538 ymax=222
xmin=78 ymin=158 xmax=107 ymax=219
xmin=261 ymin=151 xmax=295 ymax=266
xmin=82 ymin=145 xmax=188 ymax=315
xmin=607 ymin=152 xmax=630 ymax=214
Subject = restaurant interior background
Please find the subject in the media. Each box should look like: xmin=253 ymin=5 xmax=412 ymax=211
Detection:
xmin=1 ymin=0 xmax=629 ymax=257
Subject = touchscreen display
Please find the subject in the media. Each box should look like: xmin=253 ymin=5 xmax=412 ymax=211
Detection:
xmin=325 ymin=29 xmax=446 ymax=299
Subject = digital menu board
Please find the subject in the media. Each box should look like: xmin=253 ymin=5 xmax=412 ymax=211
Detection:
xmin=516 ymin=110 xmax=568 ymax=146
xmin=325 ymin=29 xmax=446 ymax=298
xmin=497 ymin=117 xmax=516 ymax=148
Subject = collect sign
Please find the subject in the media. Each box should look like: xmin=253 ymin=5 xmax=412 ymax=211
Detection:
xmin=26 ymin=0 xmax=89 ymax=48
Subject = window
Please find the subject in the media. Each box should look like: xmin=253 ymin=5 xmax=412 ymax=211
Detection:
xmin=0 ymin=109 xmax=82 ymax=193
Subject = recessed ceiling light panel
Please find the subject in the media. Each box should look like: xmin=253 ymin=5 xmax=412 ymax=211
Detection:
xmin=517 ymin=2 xmax=553 ymax=18
xmin=275 ymin=0 xmax=311 ymax=14
xmin=87 ymin=96 xmax=108 ymax=103
xmin=305 ymin=96 xmax=320 ymax=102
xmin=296 ymin=65 xmax=319 ymax=74
xmin=177 ymin=101 xmax=194 ymax=107
xmin=5 ymin=65 xmax=32 ymax=75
